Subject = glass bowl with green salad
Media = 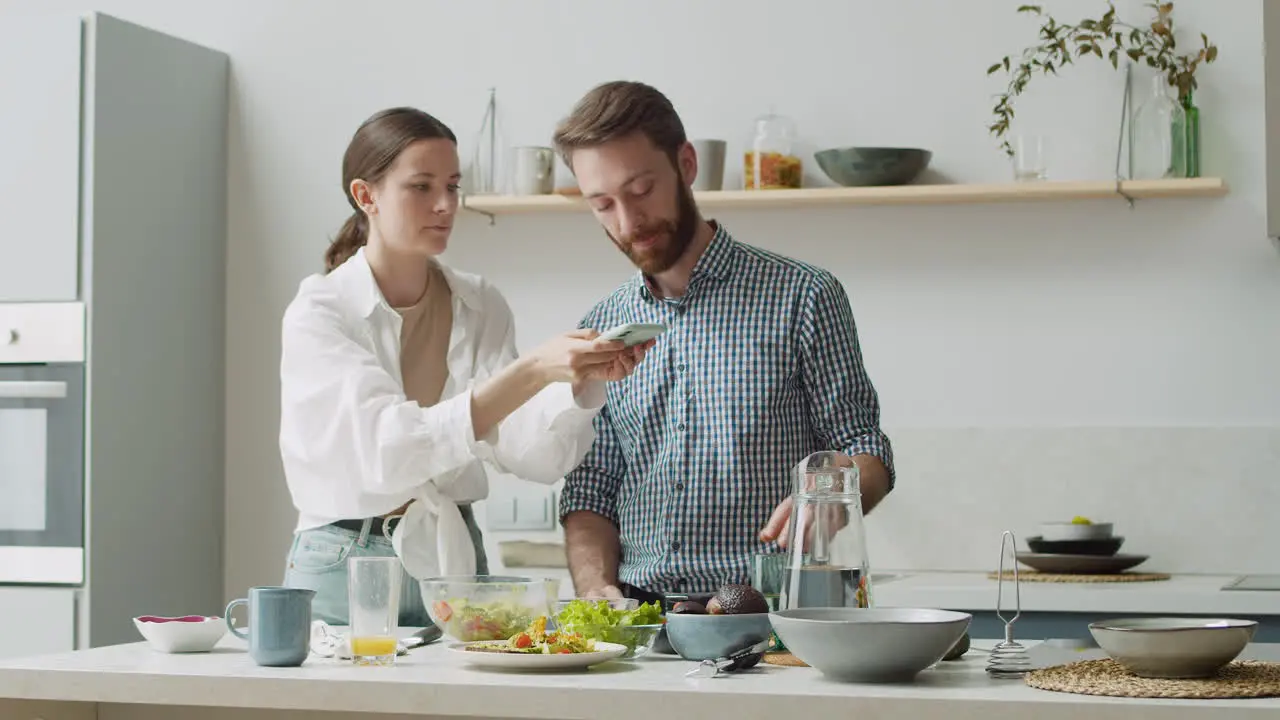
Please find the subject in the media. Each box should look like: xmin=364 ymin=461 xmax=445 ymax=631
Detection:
xmin=553 ymin=598 xmax=666 ymax=659
xmin=420 ymin=576 xmax=558 ymax=643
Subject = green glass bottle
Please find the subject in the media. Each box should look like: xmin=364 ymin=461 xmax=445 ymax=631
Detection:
xmin=1182 ymin=89 xmax=1201 ymax=178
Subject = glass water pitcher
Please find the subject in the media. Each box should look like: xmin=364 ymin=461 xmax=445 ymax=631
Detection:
xmin=779 ymin=451 xmax=873 ymax=610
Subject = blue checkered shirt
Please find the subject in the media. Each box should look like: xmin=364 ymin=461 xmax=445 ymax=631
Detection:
xmin=559 ymin=223 xmax=894 ymax=595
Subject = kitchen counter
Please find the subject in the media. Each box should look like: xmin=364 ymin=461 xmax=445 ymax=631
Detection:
xmin=872 ymin=571 xmax=1280 ymax=616
xmin=2 ymin=635 xmax=1278 ymax=719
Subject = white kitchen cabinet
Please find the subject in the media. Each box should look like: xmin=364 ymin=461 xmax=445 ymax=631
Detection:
xmin=0 ymin=12 xmax=83 ymax=301
xmin=0 ymin=587 xmax=77 ymax=659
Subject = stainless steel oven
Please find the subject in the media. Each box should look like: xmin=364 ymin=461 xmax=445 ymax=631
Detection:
xmin=0 ymin=303 xmax=86 ymax=584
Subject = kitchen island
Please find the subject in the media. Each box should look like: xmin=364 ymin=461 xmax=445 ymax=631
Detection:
xmin=1 ymin=635 xmax=1277 ymax=719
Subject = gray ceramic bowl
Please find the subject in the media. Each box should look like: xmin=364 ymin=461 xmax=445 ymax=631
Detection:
xmin=770 ymin=607 xmax=971 ymax=683
xmin=813 ymin=147 xmax=932 ymax=187
xmin=1089 ymin=617 xmax=1257 ymax=678
xmin=662 ymin=612 xmax=772 ymax=661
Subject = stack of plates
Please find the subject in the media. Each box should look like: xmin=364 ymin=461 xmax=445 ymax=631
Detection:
xmin=1017 ymin=520 xmax=1148 ymax=574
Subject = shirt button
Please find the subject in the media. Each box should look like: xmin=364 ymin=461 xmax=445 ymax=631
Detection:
xmin=671 ymin=541 xmax=681 ymax=551
xmin=677 ymin=423 xmax=686 ymax=431
xmin=675 ymin=482 xmax=685 ymax=491
xmin=677 ymin=364 xmax=686 ymax=372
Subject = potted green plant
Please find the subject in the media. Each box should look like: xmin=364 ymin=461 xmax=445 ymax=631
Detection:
xmin=987 ymin=2 xmax=1218 ymax=176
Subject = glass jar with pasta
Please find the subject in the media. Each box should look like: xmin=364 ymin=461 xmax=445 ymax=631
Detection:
xmin=744 ymin=112 xmax=802 ymax=190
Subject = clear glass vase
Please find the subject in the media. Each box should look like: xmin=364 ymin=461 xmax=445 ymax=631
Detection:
xmin=464 ymin=88 xmax=505 ymax=195
xmin=1130 ymin=76 xmax=1187 ymax=180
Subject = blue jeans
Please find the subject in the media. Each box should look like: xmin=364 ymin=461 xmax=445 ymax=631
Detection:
xmin=282 ymin=505 xmax=489 ymax=627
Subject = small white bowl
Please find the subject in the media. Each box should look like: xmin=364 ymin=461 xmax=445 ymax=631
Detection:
xmin=133 ymin=615 xmax=227 ymax=653
xmin=1039 ymin=521 xmax=1113 ymax=541
xmin=1089 ymin=617 xmax=1257 ymax=678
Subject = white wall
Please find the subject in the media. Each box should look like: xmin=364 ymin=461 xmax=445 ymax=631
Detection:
xmin=7 ymin=0 xmax=1278 ymax=598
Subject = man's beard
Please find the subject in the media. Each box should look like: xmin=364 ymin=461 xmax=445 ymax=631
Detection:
xmin=606 ymin=181 xmax=699 ymax=275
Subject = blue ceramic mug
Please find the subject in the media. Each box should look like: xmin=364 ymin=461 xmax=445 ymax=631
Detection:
xmin=225 ymin=586 xmax=315 ymax=667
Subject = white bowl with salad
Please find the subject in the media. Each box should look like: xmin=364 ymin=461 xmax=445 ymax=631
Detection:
xmin=553 ymin=598 xmax=666 ymax=659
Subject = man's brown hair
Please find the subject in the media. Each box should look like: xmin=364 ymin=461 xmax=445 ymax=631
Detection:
xmin=552 ymin=81 xmax=687 ymax=170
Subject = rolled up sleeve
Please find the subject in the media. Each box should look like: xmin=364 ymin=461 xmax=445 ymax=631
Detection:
xmin=476 ymin=286 xmax=606 ymax=485
xmin=797 ymin=271 xmax=896 ymax=490
xmin=559 ymin=403 xmax=625 ymax=526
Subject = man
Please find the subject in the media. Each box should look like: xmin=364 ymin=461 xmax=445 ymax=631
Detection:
xmin=554 ymin=80 xmax=895 ymax=601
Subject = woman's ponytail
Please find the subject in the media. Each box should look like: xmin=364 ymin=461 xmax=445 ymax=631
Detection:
xmin=324 ymin=210 xmax=368 ymax=273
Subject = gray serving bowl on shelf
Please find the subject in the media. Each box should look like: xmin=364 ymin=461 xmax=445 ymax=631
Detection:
xmin=814 ymin=147 xmax=932 ymax=187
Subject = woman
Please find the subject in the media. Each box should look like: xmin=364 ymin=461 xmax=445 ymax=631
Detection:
xmin=279 ymin=107 xmax=649 ymax=627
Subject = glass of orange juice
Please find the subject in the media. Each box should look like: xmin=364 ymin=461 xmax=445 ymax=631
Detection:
xmin=348 ymin=556 xmax=401 ymax=666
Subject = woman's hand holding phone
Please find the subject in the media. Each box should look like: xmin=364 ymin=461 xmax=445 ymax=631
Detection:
xmin=531 ymin=329 xmax=654 ymax=386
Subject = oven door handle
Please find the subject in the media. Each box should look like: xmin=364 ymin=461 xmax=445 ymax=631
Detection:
xmin=0 ymin=381 xmax=68 ymax=399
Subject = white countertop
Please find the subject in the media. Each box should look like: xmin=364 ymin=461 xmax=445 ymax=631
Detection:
xmin=871 ymin=572 xmax=1280 ymax=616
xmin=1 ymin=635 xmax=1278 ymax=719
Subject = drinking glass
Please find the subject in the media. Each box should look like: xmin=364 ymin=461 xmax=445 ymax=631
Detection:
xmin=348 ymin=557 xmax=401 ymax=666
xmin=1012 ymin=135 xmax=1049 ymax=181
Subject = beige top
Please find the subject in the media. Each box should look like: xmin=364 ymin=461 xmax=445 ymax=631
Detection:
xmin=394 ymin=263 xmax=453 ymax=409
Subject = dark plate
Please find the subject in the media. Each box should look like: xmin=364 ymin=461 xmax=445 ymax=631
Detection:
xmin=1026 ymin=535 xmax=1124 ymax=556
xmin=1016 ymin=552 xmax=1148 ymax=575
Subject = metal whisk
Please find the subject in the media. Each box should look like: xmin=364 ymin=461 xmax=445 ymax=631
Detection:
xmin=986 ymin=530 xmax=1032 ymax=678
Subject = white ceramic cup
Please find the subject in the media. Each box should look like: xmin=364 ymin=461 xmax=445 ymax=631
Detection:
xmin=509 ymin=146 xmax=555 ymax=195
xmin=691 ymin=139 xmax=726 ymax=191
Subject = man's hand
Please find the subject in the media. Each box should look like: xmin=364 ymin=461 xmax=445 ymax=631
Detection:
xmin=760 ymin=453 xmax=886 ymax=550
xmin=582 ymin=585 xmax=624 ymax=600
xmin=759 ymin=496 xmax=849 ymax=550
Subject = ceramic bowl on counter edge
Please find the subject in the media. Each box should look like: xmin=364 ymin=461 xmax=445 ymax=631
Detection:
xmin=419 ymin=575 xmax=557 ymax=643
xmin=662 ymin=611 xmax=772 ymax=661
xmin=1038 ymin=521 xmax=1113 ymax=541
xmin=133 ymin=615 xmax=227 ymax=653
xmin=1026 ymin=535 xmax=1124 ymax=556
xmin=769 ymin=607 xmax=971 ymax=684
xmin=813 ymin=147 xmax=932 ymax=187
xmin=1088 ymin=617 xmax=1257 ymax=679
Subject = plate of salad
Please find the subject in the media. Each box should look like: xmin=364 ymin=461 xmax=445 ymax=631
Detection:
xmin=553 ymin=598 xmax=666 ymax=659
xmin=449 ymin=616 xmax=628 ymax=670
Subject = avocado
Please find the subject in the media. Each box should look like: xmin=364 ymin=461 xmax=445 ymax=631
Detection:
xmin=942 ymin=632 xmax=970 ymax=661
xmin=708 ymin=584 xmax=770 ymax=615
xmin=671 ymin=600 xmax=707 ymax=614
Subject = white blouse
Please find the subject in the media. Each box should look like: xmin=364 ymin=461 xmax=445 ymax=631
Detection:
xmin=278 ymin=248 xmax=603 ymax=576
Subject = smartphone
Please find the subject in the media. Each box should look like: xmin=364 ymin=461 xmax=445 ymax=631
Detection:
xmin=598 ymin=322 xmax=668 ymax=347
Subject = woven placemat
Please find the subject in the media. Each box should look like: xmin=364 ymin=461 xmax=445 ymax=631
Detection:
xmin=762 ymin=651 xmax=808 ymax=667
xmin=1027 ymin=659 xmax=1280 ymax=699
xmin=987 ymin=570 xmax=1171 ymax=583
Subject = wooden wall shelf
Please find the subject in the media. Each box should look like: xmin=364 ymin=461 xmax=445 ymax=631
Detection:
xmin=460 ymin=178 xmax=1228 ymax=219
